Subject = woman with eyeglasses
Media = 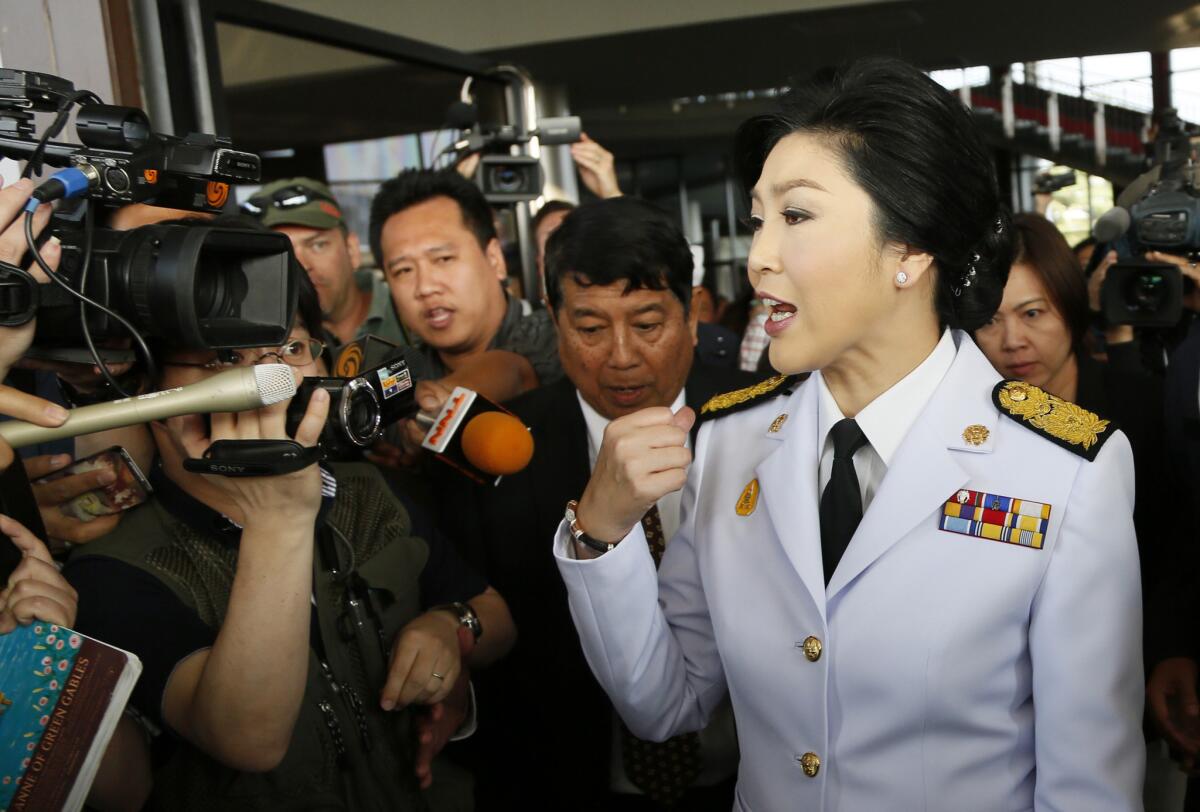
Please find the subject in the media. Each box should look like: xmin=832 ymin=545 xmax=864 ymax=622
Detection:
xmin=554 ymin=59 xmax=1143 ymax=811
xmin=61 ymin=222 xmax=517 ymax=810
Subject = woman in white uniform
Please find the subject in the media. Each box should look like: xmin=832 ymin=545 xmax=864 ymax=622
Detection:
xmin=554 ymin=59 xmax=1143 ymax=812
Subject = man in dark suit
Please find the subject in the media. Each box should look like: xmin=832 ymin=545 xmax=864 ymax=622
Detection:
xmin=460 ymin=198 xmax=761 ymax=810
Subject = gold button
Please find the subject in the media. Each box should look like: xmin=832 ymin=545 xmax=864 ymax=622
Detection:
xmin=799 ymin=751 xmax=821 ymax=777
xmin=801 ymin=636 xmax=823 ymax=662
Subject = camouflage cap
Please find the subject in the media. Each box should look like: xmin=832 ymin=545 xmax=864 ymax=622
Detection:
xmin=244 ymin=177 xmax=344 ymax=230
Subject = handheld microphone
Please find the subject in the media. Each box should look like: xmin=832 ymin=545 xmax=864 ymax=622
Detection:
xmin=1092 ymin=206 xmax=1131 ymax=243
xmin=0 ymin=364 xmax=297 ymax=448
xmin=418 ymin=387 xmax=534 ymax=483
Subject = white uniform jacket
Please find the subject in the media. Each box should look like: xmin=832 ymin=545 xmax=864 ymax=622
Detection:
xmin=554 ymin=332 xmax=1144 ymax=812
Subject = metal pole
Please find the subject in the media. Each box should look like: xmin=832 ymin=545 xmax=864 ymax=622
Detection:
xmin=180 ymin=0 xmax=216 ymax=134
xmin=493 ymin=64 xmax=539 ymax=303
xmin=131 ymin=0 xmax=175 ymax=134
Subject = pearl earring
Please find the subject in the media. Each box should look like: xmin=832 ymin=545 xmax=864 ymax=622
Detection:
xmin=895 ymin=271 xmax=908 ymax=286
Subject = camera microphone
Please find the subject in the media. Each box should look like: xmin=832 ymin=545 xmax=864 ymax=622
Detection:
xmin=1092 ymin=206 xmax=1132 ymax=243
xmin=0 ymin=364 xmax=297 ymax=448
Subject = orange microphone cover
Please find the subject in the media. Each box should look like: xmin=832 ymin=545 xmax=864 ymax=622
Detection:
xmin=459 ymin=411 xmax=534 ymax=475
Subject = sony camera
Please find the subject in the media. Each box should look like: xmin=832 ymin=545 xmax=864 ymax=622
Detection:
xmin=1102 ymin=109 xmax=1199 ymax=327
xmin=285 ymin=354 xmax=417 ymax=460
xmin=443 ymin=100 xmax=581 ymax=203
xmin=0 ymin=68 xmax=296 ymax=361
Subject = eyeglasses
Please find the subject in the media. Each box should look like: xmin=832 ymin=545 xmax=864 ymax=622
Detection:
xmin=165 ymin=338 xmax=326 ymax=371
xmin=239 ymin=184 xmax=339 ymax=217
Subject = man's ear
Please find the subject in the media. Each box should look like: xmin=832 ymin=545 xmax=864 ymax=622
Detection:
xmin=486 ymin=238 xmax=507 ymax=282
xmin=687 ymin=289 xmax=701 ymax=346
xmin=344 ymin=230 xmax=362 ymax=269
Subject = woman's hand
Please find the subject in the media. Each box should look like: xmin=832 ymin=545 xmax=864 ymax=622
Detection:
xmin=0 ymin=514 xmax=77 ymax=632
xmin=575 ymin=406 xmax=694 ymax=547
xmin=166 ymin=388 xmax=330 ymax=528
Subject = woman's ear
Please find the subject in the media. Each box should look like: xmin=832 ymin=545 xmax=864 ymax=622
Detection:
xmin=894 ymin=246 xmax=935 ymax=287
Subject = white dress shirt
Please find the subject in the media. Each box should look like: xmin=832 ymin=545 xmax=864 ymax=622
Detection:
xmin=815 ymin=329 xmax=957 ymax=513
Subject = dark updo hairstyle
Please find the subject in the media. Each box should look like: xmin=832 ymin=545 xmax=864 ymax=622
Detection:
xmin=734 ymin=58 xmax=1014 ymax=331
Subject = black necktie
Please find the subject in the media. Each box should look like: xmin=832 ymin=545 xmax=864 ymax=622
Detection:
xmin=820 ymin=418 xmax=869 ymax=584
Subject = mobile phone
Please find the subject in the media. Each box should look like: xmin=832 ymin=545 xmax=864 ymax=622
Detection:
xmin=36 ymin=446 xmax=153 ymax=522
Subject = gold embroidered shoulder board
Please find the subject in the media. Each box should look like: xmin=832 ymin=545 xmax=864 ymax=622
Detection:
xmin=699 ymin=374 xmax=802 ymax=422
xmin=992 ymin=380 xmax=1115 ymax=462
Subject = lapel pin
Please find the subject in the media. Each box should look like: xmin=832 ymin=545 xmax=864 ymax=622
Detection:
xmin=962 ymin=424 xmax=990 ymax=446
xmin=768 ymin=413 xmax=788 ymax=433
xmin=736 ymin=479 xmax=760 ymax=516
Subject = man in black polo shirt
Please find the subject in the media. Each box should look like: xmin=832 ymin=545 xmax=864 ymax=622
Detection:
xmin=369 ymin=169 xmax=562 ymax=386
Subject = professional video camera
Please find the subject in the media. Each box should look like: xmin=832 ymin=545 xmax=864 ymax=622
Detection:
xmin=439 ymin=100 xmax=582 ymax=203
xmin=0 ymin=68 xmax=297 ymax=394
xmin=1097 ymin=108 xmax=1200 ymax=327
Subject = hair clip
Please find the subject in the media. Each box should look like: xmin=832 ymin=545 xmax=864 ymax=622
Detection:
xmin=994 ymin=215 xmax=1005 ymax=234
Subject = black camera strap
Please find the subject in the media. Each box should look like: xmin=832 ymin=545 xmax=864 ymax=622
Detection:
xmin=183 ymin=439 xmax=322 ymax=477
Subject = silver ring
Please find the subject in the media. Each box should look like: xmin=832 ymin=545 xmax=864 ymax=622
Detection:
xmin=431 ymin=672 xmax=445 ymax=681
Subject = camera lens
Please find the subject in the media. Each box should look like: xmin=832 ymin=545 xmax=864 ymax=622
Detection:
xmin=339 ymin=378 xmax=382 ymax=446
xmin=1125 ymin=271 xmax=1168 ymax=314
xmin=489 ymin=165 xmax=525 ymax=194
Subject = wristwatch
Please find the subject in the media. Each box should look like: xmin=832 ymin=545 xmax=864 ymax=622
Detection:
xmin=565 ymin=500 xmax=617 ymax=554
xmin=436 ymin=601 xmax=482 ymax=641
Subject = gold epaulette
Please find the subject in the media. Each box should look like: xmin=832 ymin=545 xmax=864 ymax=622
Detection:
xmin=992 ymin=380 xmax=1114 ymax=462
xmin=699 ymin=375 xmax=800 ymax=422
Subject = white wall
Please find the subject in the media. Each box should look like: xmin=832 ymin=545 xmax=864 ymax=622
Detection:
xmin=0 ymin=0 xmax=117 ymax=184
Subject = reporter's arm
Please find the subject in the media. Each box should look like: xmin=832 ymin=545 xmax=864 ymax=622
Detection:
xmin=161 ymin=514 xmax=315 ymax=771
xmin=160 ymin=393 xmax=330 ymax=772
xmin=459 ymin=586 xmax=514 ymax=667
xmin=443 ymin=349 xmax=537 ymax=403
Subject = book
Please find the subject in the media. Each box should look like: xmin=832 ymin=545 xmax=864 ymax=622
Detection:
xmin=0 ymin=622 xmax=141 ymax=812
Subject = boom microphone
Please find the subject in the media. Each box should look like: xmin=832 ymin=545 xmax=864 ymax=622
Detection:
xmin=0 ymin=364 xmax=297 ymax=448
xmin=1092 ymin=206 xmax=1132 ymax=243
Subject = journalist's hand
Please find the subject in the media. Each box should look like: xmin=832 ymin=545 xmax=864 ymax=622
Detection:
xmin=380 ymin=608 xmax=462 ymax=711
xmin=169 ymin=388 xmax=330 ymax=527
xmin=0 ymin=514 xmax=77 ymax=633
xmin=575 ymin=406 xmax=694 ymax=546
xmin=1148 ymin=656 xmax=1200 ymax=766
xmin=371 ymin=378 xmax=453 ymax=468
xmin=1086 ymin=250 xmax=1118 ymax=313
xmin=0 ymin=177 xmax=68 ymax=470
xmin=0 ymin=178 xmax=58 ymax=372
xmin=412 ymin=626 xmax=474 ymax=789
xmin=25 ymin=454 xmax=122 ymax=547
xmin=570 ymin=133 xmax=621 ymax=199
xmin=1146 ymin=251 xmax=1200 ymax=286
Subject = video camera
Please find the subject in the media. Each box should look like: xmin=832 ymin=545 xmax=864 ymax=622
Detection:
xmin=1099 ymin=108 xmax=1199 ymax=327
xmin=0 ymin=69 xmax=297 ymax=388
xmin=441 ymin=100 xmax=582 ymax=203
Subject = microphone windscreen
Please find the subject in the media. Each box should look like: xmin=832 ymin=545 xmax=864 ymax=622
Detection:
xmin=1092 ymin=206 xmax=1131 ymax=243
xmin=446 ymin=101 xmax=479 ymax=130
xmin=254 ymin=364 xmax=299 ymax=405
xmin=459 ymin=411 xmax=534 ymax=476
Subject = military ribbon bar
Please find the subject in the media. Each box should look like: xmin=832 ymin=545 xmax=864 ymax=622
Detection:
xmin=939 ymin=488 xmax=1050 ymax=550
